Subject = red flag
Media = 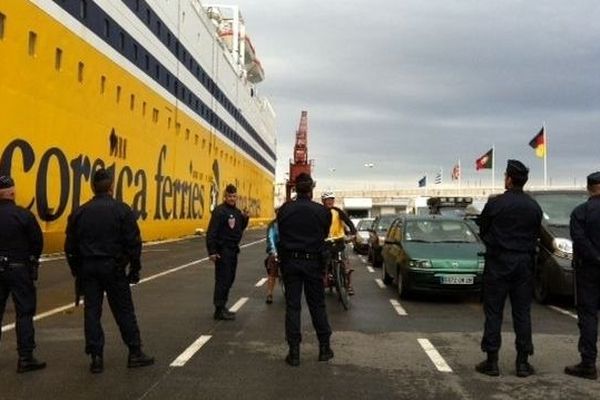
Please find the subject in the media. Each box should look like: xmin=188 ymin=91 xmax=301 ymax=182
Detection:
xmin=475 ymin=149 xmax=493 ymax=170
xmin=451 ymin=164 xmax=460 ymax=180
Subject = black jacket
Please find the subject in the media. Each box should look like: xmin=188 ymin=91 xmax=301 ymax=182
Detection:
xmin=0 ymin=199 xmax=43 ymax=262
xmin=64 ymin=193 xmax=142 ymax=272
xmin=570 ymin=196 xmax=600 ymax=266
xmin=277 ymin=195 xmax=332 ymax=254
xmin=206 ymin=203 xmax=249 ymax=254
xmin=478 ymin=188 xmax=542 ymax=254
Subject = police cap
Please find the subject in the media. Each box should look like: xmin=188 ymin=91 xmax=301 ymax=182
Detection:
xmin=587 ymin=171 xmax=600 ymax=186
xmin=506 ymin=159 xmax=529 ymax=178
xmin=225 ymin=184 xmax=237 ymax=194
xmin=92 ymin=168 xmax=112 ymax=184
xmin=0 ymin=175 xmax=15 ymax=189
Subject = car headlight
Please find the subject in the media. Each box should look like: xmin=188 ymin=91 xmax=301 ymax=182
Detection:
xmin=408 ymin=259 xmax=432 ymax=269
xmin=378 ymin=235 xmax=386 ymax=244
xmin=478 ymin=259 xmax=485 ymax=271
xmin=552 ymin=238 xmax=573 ymax=259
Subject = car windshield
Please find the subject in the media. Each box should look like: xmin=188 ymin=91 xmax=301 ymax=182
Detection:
xmin=530 ymin=192 xmax=588 ymax=226
xmin=375 ymin=215 xmax=397 ymax=234
xmin=356 ymin=219 xmax=373 ymax=231
xmin=438 ymin=207 xmax=467 ymax=218
xmin=404 ymin=220 xmax=478 ymax=243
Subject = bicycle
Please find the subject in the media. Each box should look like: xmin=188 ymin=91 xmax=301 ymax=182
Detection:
xmin=325 ymin=238 xmax=351 ymax=310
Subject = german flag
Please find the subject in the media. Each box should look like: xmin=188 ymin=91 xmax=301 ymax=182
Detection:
xmin=475 ymin=148 xmax=493 ymax=170
xmin=529 ymin=127 xmax=546 ymax=158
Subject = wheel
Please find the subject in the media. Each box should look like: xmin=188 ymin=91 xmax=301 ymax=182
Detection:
xmin=334 ymin=261 xmax=350 ymax=310
xmin=382 ymin=263 xmax=393 ymax=285
xmin=533 ymin=266 xmax=550 ymax=304
xmin=396 ymin=267 xmax=410 ymax=299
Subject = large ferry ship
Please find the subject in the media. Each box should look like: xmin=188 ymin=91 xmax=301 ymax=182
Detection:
xmin=0 ymin=0 xmax=276 ymax=252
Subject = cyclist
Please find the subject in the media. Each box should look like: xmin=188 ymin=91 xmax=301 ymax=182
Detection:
xmin=321 ymin=191 xmax=357 ymax=295
xmin=264 ymin=218 xmax=279 ymax=304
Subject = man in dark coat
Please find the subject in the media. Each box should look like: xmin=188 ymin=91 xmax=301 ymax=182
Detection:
xmin=206 ymin=184 xmax=249 ymax=320
xmin=65 ymin=169 xmax=154 ymax=373
xmin=476 ymin=160 xmax=542 ymax=378
xmin=565 ymin=171 xmax=600 ymax=380
xmin=0 ymin=176 xmax=46 ymax=373
xmin=277 ymin=173 xmax=333 ymax=366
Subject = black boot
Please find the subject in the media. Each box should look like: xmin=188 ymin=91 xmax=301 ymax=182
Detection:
xmin=128 ymin=348 xmax=155 ymax=368
xmin=318 ymin=343 xmax=334 ymax=362
xmin=475 ymin=352 xmax=499 ymax=376
xmin=516 ymin=353 xmax=535 ymax=378
xmin=285 ymin=344 xmax=300 ymax=367
xmin=17 ymin=355 xmax=47 ymax=373
xmin=90 ymin=355 xmax=104 ymax=374
xmin=565 ymin=361 xmax=598 ymax=380
xmin=214 ymin=307 xmax=235 ymax=321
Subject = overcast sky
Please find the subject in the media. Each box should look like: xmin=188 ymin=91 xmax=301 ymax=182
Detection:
xmin=234 ymin=0 xmax=600 ymax=190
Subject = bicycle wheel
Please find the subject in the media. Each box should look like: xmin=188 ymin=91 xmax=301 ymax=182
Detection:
xmin=334 ymin=261 xmax=350 ymax=310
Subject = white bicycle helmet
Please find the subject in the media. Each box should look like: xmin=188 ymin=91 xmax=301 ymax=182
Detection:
xmin=321 ymin=191 xmax=335 ymax=200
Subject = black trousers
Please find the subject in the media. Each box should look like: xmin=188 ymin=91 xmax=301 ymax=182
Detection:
xmin=0 ymin=265 xmax=36 ymax=356
xmin=575 ymin=265 xmax=600 ymax=363
xmin=81 ymin=259 xmax=141 ymax=356
xmin=481 ymin=253 xmax=534 ymax=355
xmin=281 ymin=258 xmax=332 ymax=346
xmin=213 ymin=247 xmax=239 ymax=308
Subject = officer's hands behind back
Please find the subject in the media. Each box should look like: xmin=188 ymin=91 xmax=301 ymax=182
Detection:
xmin=128 ymin=270 xmax=141 ymax=284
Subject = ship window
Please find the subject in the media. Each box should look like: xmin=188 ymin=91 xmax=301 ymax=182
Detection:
xmin=152 ymin=108 xmax=159 ymax=123
xmin=116 ymin=85 xmax=122 ymax=103
xmin=135 ymin=0 xmax=139 ymax=12
xmin=166 ymin=74 xmax=170 ymax=88
xmin=133 ymin=43 xmax=138 ymax=60
xmin=146 ymin=9 xmax=151 ymax=25
xmin=54 ymin=48 xmax=63 ymax=71
xmin=176 ymin=123 xmax=181 ymax=134
xmin=175 ymin=42 xmax=179 ymax=57
xmin=130 ymin=94 xmax=135 ymax=111
xmin=28 ymin=31 xmax=37 ymax=56
xmin=0 ymin=13 xmax=5 ymax=39
xmin=100 ymin=75 xmax=106 ymax=94
xmin=119 ymin=31 xmax=125 ymax=50
xmin=195 ymin=135 xmax=198 ymax=145
xmin=156 ymin=21 xmax=161 ymax=37
xmin=155 ymin=64 xmax=160 ymax=79
xmin=167 ymin=117 xmax=172 ymax=129
xmin=78 ymin=62 xmax=84 ymax=82
xmin=167 ymin=33 xmax=171 ymax=48
xmin=142 ymin=101 xmax=147 ymax=116
xmin=185 ymin=129 xmax=190 ymax=140
xmin=103 ymin=19 xmax=110 ymax=38
xmin=144 ymin=54 xmax=149 ymax=70
xmin=79 ymin=0 xmax=87 ymax=19
xmin=202 ymin=139 xmax=206 ymax=148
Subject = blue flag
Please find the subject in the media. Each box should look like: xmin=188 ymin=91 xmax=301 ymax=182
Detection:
xmin=418 ymin=176 xmax=427 ymax=187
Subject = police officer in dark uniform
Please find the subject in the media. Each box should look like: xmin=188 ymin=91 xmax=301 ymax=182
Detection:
xmin=476 ymin=160 xmax=542 ymax=377
xmin=565 ymin=171 xmax=600 ymax=380
xmin=0 ymin=176 xmax=46 ymax=373
xmin=276 ymin=173 xmax=333 ymax=366
xmin=65 ymin=169 xmax=154 ymax=373
xmin=206 ymin=184 xmax=249 ymax=320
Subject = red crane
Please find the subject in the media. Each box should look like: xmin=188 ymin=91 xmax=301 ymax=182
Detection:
xmin=286 ymin=111 xmax=314 ymax=201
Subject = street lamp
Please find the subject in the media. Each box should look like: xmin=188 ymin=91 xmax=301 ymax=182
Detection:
xmin=364 ymin=163 xmax=374 ymax=168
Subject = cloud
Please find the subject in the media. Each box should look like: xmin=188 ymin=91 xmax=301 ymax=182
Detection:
xmin=235 ymin=0 xmax=600 ymax=188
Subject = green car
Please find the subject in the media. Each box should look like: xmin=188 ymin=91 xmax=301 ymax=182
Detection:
xmin=381 ymin=215 xmax=485 ymax=298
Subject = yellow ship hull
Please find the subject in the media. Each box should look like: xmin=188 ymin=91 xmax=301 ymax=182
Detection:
xmin=0 ymin=0 xmax=275 ymax=253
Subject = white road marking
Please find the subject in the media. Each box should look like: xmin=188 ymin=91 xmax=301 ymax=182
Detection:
xmin=1 ymin=239 xmax=266 ymax=333
xmin=418 ymin=338 xmax=453 ymax=373
xmin=389 ymin=299 xmax=408 ymax=316
xmin=255 ymin=277 xmax=268 ymax=287
xmin=229 ymin=297 xmax=249 ymax=312
xmin=375 ymin=279 xmax=386 ymax=289
xmin=170 ymin=335 xmax=212 ymax=367
xmin=367 ymin=266 xmax=375 ymax=273
xmin=548 ymin=305 xmax=578 ymax=319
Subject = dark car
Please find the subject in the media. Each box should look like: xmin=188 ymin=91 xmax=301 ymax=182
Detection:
xmin=368 ymin=214 xmax=399 ymax=268
xmin=528 ymin=190 xmax=588 ymax=303
xmin=381 ymin=215 xmax=484 ymax=298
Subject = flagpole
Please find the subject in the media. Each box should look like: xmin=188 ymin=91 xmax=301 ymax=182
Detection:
xmin=458 ymin=158 xmax=462 ymax=195
xmin=543 ymin=123 xmax=548 ymax=189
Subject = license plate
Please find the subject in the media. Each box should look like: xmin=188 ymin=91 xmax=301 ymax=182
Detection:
xmin=440 ymin=275 xmax=474 ymax=285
